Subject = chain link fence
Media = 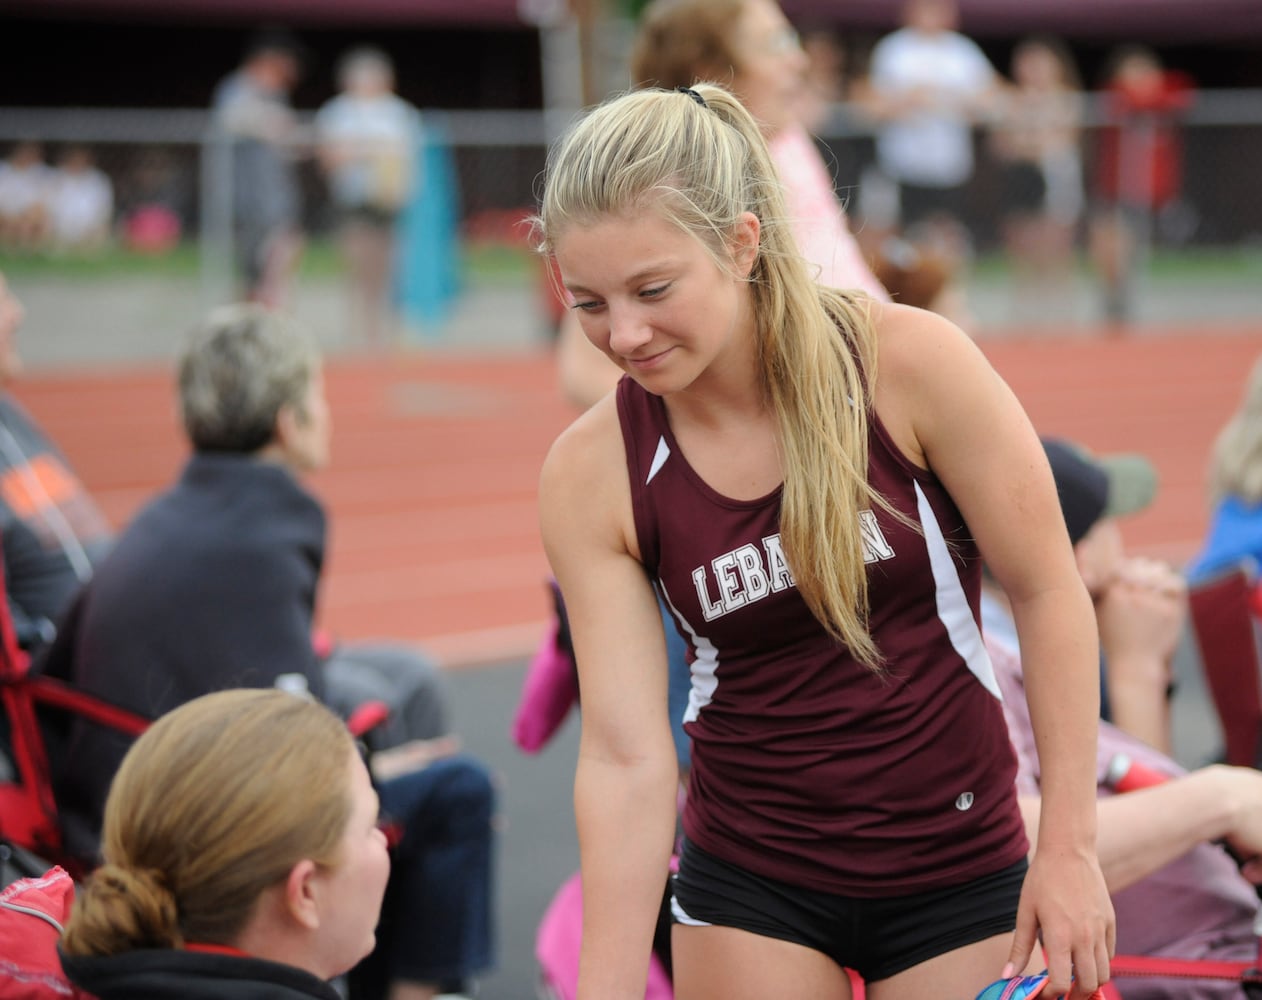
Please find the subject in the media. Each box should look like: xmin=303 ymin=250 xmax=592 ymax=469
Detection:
xmin=0 ymin=92 xmax=1258 ymax=336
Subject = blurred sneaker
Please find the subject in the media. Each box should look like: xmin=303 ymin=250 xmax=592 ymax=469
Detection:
xmin=975 ymin=974 xmax=1050 ymax=1000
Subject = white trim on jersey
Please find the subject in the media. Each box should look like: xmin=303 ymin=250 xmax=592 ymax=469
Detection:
xmin=914 ymin=481 xmax=1002 ymax=700
xmin=646 ymin=435 xmax=671 ymax=485
xmin=660 ymin=582 xmax=719 ymax=724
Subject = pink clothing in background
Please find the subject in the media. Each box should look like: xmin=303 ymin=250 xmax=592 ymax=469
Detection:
xmin=769 ymin=124 xmax=888 ymax=301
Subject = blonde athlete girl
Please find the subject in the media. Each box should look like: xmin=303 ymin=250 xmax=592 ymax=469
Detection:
xmin=536 ymin=83 xmax=1113 ymax=1000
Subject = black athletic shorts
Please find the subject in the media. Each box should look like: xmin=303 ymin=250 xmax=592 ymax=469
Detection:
xmin=671 ymin=837 xmax=1026 ymax=982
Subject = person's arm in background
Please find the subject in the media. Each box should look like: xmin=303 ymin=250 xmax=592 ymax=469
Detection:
xmin=0 ymin=504 xmax=94 ymax=654
xmin=6 ymin=594 xmax=53 ymax=650
xmin=992 ymin=631 xmax=1262 ymax=905
xmin=556 ymin=311 xmax=623 ymax=411
xmin=956 ymin=39 xmax=1004 ymax=123
xmin=1094 ymin=556 xmax=1186 ymax=755
xmin=1019 ymin=766 xmax=1262 ymax=894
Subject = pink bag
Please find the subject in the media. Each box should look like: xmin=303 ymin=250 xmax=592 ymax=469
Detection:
xmin=536 ymin=871 xmax=674 ymax=1000
xmin=512 ymin=621 xmax=580 ymax=754
xmin=0 ymin=865 xmax=88 ymax=998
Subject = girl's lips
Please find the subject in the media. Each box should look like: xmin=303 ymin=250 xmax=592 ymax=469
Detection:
xmin=625 ymin=346 xmax=674 ymax=370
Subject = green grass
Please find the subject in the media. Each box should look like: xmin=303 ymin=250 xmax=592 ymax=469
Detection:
xmin=3 ymin=240 xmax=1256 ymax=288
xmin=0 ymin=238 xmax=538 ymax=284
xmin=1144 ymin=246 xmax=1262 ymax=280
xmin=0 ymin=241 xmax=204 ymax=279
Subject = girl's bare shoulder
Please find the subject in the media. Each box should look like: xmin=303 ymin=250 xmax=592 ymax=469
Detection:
xmin=870 ymin=300 xmax=978 ymax=385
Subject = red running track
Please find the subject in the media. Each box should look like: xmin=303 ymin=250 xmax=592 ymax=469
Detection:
xmin=14 ymin=324 xmax=1262 ymax=668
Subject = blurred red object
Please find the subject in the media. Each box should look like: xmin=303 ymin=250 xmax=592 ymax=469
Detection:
xmin=124 ymin=204 xmax=182 ymax=254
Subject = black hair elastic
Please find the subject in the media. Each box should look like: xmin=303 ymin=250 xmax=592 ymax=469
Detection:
xmin=676 ymin=86 xmax=707 ymax=108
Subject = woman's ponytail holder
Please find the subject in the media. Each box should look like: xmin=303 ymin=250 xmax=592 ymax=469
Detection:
xmin=675 ymin=86 xmax=708 ymax=108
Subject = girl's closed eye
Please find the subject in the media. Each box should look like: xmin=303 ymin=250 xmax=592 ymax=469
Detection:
xmin=571 ymin=298 xmax=604 ymax=313
xmin=639 ymin=283 xmax=671 ymax=299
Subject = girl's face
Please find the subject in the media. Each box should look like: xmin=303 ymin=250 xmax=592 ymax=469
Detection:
xmin=555 ymin=207 xmax=760 ymax=396
xmin=729 ymin=0 xmax=808 ymax=136
xmin=309 ymin=749 xmax=391 ymax=979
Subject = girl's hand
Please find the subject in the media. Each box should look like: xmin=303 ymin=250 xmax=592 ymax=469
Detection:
xmin=1005 ymin=847 xmax=1115 ymax=999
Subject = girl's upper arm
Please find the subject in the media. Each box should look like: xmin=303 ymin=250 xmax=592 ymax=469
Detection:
xmin=539 ymin=401 xmax=674 ymax=763
xmin=874 ymin=305 xmax=1076 ymax=599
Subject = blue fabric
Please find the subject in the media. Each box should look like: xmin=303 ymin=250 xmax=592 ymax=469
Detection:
xmin=1186 ymin=497 xmax=1262 ymax=582
xmin=395 ymin=116 xmax=462 ymax=334
xmin=365 ymin=755 xmax=496 ymax=987
xmin=662 ymin=593 xmax=693 ymax=771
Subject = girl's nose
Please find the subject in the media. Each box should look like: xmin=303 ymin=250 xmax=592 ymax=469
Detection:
xmin=607 ymin=306 xmax=654 ymax=357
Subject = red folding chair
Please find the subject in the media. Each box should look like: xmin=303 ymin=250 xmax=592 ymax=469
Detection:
xmin=1188 ymin=562 xmax=1262 ymax=768
xmin=0 ymin=578 xmax=148 ymax=878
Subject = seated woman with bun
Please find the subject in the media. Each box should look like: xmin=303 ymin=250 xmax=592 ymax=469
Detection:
xmin=59 ymin=687 xmax=390 ymax=1000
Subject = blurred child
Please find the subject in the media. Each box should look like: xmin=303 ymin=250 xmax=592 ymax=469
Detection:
xmin=48 ymin=145 xmax=113 ymax=254
xmin=0 ymin=142 xmax=53 ymax=253
xmin=1088 ymin=46 xmax=1194 ymax=323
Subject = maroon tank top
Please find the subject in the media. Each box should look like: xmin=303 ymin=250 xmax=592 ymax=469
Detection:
xmin=618 ymin=376 xmax=1028 ymax=896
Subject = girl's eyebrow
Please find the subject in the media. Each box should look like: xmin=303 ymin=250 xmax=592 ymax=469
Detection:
xmin=564 ymin=260 xmax=682 ymax=298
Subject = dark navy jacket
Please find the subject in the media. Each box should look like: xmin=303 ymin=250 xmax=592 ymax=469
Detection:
xmin=42 ymin=452 xmax=326 ymax=865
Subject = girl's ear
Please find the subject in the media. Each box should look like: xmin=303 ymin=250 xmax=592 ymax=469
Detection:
xmin=729 ymin=211 xmax=761 ymax=279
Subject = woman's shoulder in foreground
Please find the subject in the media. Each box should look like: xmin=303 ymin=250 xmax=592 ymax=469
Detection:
xmin=540 ymin=391 xmax=627 ymax=502
xmin=867 ymin=299 xmax=985 ymax=388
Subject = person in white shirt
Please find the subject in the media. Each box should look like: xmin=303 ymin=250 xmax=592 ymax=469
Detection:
xmin=48 ymin=146 xmax=114 ymax=254
xmin=316 ymin=47 xmax=422 ymax=348
xmin=0 ymin=141 xmax=54 ymax=253
xmin=864 ymin=0 xmax=998 ymax=245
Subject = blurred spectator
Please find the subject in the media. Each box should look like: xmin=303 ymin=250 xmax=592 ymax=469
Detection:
xmin=1188 ymin=355 xmax=1262 ymax=582
xmin=989 ymin=36 xmax=1085 ymax=322
xmin=316 ymin=47 xmax=422 ymax=348
xmin=0 ymin=142 xmax=53 ymax=254
xmin=120 ymin=149 xmax=187 ymax=255
xmin=986 ymin=440 xmax=1185 ymax=755
xmin=1088 ymin=45 xmax=1195 ymax=323
xmin=797 ymin=26 xmax=847 ymax=131
xmin=986 ymin=449 xmax=1261 ymax=998
xmin=47 ymin=145 xmax=113 ymax=255
xmin=860 ymin=0 xmax=1000 ymax=257
xmin=987 ymin=629 xmax=1262 ymax=1000
xmin=0 ymin=272 xmax=113 ymax=654
xmin=212 ymin=27 xmax=307 ymax=307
